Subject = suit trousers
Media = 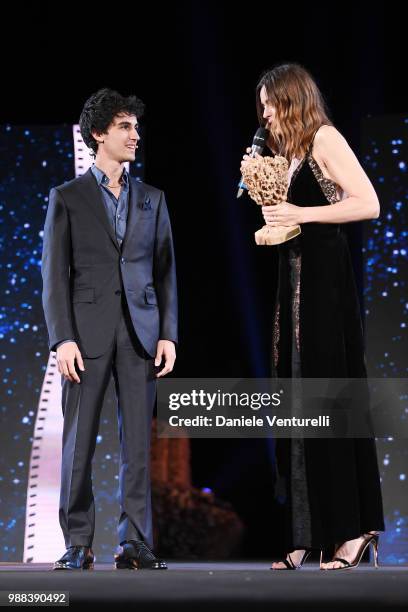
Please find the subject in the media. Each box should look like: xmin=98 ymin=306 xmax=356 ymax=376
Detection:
xmin=59 ymin=294 xmax=156 ymax=549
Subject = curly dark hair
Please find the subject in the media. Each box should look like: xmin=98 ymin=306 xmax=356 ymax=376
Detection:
xmin=79 ymin=88 xmax=145 ymax=155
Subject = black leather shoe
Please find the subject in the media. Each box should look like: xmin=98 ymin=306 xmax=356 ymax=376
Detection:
xmin=114 ymin=540 xmax=167 ymax=570
xmin=53 ymin=546 xmax=94 ymax=570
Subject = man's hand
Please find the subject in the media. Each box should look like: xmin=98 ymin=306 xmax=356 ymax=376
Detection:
xmin=56 ymin=341 xmax=85 ymax=383
xmin=155 ymin=340 xmax=176 ymax=378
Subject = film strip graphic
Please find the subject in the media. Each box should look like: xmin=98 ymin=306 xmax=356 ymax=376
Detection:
xmin=23 ymin=353 xmax=64 ymax=562
xmin=23 ymin=126 xmax=91 ymax=562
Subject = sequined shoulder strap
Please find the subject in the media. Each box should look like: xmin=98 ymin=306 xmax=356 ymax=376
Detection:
xmin=307 ymin=125 xmax=325 ymax=154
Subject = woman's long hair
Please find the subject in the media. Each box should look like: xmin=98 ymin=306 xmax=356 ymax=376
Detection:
xmin=256 ymin=63 xmax=333 ymax=161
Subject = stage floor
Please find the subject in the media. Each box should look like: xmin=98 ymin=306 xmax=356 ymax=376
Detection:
xmin=0 ymin=562 xmax=407 ymax=610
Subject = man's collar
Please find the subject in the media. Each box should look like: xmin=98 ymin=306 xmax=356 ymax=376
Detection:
xmin=91 ymin=164 xmax=129 ymax=187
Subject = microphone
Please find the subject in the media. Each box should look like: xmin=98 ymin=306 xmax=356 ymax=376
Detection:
xmin=237 ymin=127 xmax=269 ymax=198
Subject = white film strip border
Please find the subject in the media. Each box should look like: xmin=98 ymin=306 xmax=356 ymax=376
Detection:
xmin=23 ymin=353 xmax=65 ymax=562
xmin=24 ymin=126 xmax=94 ymax=562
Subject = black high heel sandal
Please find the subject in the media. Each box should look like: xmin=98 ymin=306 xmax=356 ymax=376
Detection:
xmin=322 ymin=532 xmax=379 ymax=570
xmin=270 ymin=548 xmax=321 ymax=570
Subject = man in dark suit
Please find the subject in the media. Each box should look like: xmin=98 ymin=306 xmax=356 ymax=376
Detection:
xmin=41 ymin=88 xmax=177 ymax=570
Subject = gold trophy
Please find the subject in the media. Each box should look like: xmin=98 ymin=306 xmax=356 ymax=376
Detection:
xmin=241 ymin=155 xmax=301 ymax=245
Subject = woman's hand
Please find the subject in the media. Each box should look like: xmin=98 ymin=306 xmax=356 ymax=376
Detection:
xmin=262 ymin=202 xmax=304 ymax=226
xmin=240 ymin=149 xmax=262 ymax=175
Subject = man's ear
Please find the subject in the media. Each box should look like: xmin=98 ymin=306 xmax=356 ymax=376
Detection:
xmin=91 ymin=130 xmax=104 ymax=145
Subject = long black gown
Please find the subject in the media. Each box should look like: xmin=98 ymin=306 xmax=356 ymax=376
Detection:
xmin=273 ymin=128 xmax=385 ymax=552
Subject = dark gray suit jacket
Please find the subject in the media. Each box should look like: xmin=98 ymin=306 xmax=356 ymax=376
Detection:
xmin=41 ymin=168 xmax=178 ymax=358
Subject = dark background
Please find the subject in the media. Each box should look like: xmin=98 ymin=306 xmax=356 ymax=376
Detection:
xmin=1 ymin=1 xmax=406 ymax=558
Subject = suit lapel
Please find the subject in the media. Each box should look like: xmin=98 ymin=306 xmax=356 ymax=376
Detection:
xmin=77 ymin=169 xmax=120 ymax=252
xmin=121 ymin=177 xmax=146 ymax=254
xmin=76 ymin=169 xmax=147 ymax=254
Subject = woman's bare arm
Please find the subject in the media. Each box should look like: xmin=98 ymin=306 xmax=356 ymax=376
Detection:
xmin=302 ymin=125 xmax=380 ymax=223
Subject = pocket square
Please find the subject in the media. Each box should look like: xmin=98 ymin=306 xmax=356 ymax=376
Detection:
xmin=139 ymin=196 xmax=152 ymax=211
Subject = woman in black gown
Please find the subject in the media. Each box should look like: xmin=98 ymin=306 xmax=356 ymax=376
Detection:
xmin=241 ymin=63 xmax=385 ymax=570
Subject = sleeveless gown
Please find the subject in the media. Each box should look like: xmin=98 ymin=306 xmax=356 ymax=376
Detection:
xmin=273 ymin=129 xmax=385 ymax=551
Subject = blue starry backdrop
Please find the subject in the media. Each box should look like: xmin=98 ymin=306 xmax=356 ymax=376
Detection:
xmin=0 ymin=119 xmax=406 ymax=564
xmin=0 ymin=125 xmax=144 ymax=562
xmin=362 ymin=114 xmax=408 ymax=564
